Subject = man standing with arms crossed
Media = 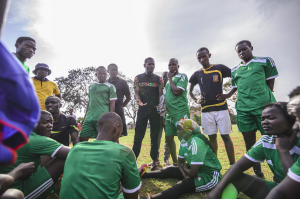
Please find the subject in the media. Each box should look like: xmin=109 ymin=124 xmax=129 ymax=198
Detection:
xmin=132 ymin=57 xmax=163 ymax=171
xmin=189 ymin=47 xmax=235 ymax=166
xmin=217 ymin=40 xmax=279 ymax=178
xmin=165 ymin=58 xmax=190 ymax=166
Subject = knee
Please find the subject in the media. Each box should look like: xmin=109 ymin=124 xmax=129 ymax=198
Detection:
xmin=2 ymin=189 xmax=24 ymax=199
xmin=221 ymin=134 xmax=231 ymax=141
xmin=209 ymin=135 xmax=217 ymax=141
xmin=165 ymin=136 xmax=174 ymax=142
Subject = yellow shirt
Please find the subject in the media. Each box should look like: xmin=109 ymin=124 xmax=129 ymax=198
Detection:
xmin=32 ymin=77 xmax=60 ymax=110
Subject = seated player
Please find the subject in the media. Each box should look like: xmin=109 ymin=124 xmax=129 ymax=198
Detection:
xmin=0 ymin=111 xmax=70 ymax=199
xmin=266 ymin=87 xmax=300 ymax=199
xmin=140 ymin=119 xmax=222 ymax=199
xmin=59 ymin=112 xmax=141 ymax=199
xmin=45 ymin=96 xmax=79 ymax=146
xmin=206 ymin=102 xmax=298 ymax=199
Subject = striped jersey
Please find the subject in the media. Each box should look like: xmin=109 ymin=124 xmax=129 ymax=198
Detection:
xmin=231 ymin=56 xmax=278 ymax=111
xmin=245 ymin=135 xmax=300 ymax=182
xmin=288 ymin=157 xmax=300 ymax=183
xmin=85 ymin=82 xmax=117 ymax=121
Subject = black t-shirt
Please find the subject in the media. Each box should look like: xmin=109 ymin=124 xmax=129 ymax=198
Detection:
xmin=50 ymin=114 xmax=78 ymax=146
xmin=189 ymin=64 xmax=231 ymax=112
xmin=108 ymin=77 xmax=130 ymax=107
xmin=134 ymin=73 xmax=164 ymax=110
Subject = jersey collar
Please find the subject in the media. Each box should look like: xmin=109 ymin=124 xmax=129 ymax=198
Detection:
xmin=34 ymin=76 xmax=49 ymax=81
xmin=239 ymin=57 xmax=256 ymax=66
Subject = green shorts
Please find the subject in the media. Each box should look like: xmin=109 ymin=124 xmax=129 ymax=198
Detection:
xmin=236 ymin=108 xmax=265 ymax=134
xmin=264 ymin=179 xmax=278 ymax=191
xmin=165 ymin=112 xmax=190 ymax=137
xmin=18 ymin=167 xmax=54 ymax=199
xmin=195 ymin=171 xmax=222 ymax=192
xmin=79 ymin=121 xmax=98 ymax=138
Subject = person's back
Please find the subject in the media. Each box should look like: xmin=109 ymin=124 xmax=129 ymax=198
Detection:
xmin=60 ymin=135 xmax=141 ymax=198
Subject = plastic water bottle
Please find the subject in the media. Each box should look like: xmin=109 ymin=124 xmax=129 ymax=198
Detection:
xmin=157 ymin=94 xmax=165 ymax=113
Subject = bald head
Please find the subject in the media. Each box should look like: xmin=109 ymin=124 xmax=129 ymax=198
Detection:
xmin=45 ymin=96 xmax=61 ymax=114
xmin=46 ymin=96 xmax=60 ymax=104
xmin=144 ymin=57 xmax=154 ymax=64
xmin=97 ymin=112 xmax=123 ymax=142
xmin=169 ymin=58 xmax=178 ymax=64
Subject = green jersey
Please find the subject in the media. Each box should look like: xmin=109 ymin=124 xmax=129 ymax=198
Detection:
xmin=179 ymin=134 xmax=222 ymax=175
xmin=246 ymin=135 xmax=300 ymax=182
xmin=288 ymin=157 xmax=300 ymax=183
xmin=165 ymin=73 xmax=190 ymax=117
xmin=231 ymin=57 xmax=278 ymax=111
xmin=60 ymin=140 xmax=141 ymax=199
xmin=85 ymin=82 xmax=117 ymax=121
xmin=21 ymin=61 xmax=30 ymax=74
xmin=0 ymin=132 xmax=63 ymax=188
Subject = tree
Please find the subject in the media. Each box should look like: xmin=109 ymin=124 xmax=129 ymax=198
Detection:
xmin=223 ymin=80 xmax=237 ymax=102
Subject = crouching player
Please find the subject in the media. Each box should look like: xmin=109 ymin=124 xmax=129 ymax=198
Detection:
xmin=60 ymin=112 xmax=141 ymax=199
xmin=266 ymin=87 xmax=300 ymax=199
xmin=206 ymin=102 xmax=299 ymax=199
xmin=140 ymin=119 xmax=222 ymax=199
xmin=0 ymin=110 xmax=70 ymax=199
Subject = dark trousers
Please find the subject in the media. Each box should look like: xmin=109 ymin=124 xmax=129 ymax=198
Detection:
xmin=143 ymin=167 xmax=195 ymax=199
xmin=158 ymin=116 xmax=170 ymax=161
xmin=132 ymin=108 xmax=160 ymax=161
xmin=115 ymin=105 xmax=127 ymax=136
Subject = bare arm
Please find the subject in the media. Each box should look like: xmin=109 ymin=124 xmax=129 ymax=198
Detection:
xmin=70 ymin=131 xmax=79 ymax=146
xmin=159 ymin=87 xmax=163 ymax=99
xmin=183 ymin=164 xmax=200 ymax=179
xmin=134 ymin=86 xmax=146 ymax=106
xmin=109 ymin=100 xmax=116 ymax=112
xmin=266 ymin=78 xmax=275 ymax=92
xmin=266 ymin=176 xmax=300 ymax=199
xmin=168 ymin=74 xmax=183 ymax=96
xmin=123 ymin=190 xmax=139 ymax=199
xmin=206 ymin=156 xmax=255 ymax=199
xmin=55 ymin=93 xmax=62 ymax=99
xmin=83 ymin=101 xmax=89 ymax=123
xmin=177 ymin=158 xmax=188 ymax=179
xmin=123 ymin=95 xmax=131 ymax=107
xmin=276 ymin=135 xmax=296 ymax=174
xmin=216 ymin=87 xmax=237 ymax=101
xmin=189 ymin=84 xmax=205 ymax=104
xmin=54 ymin=146 xmax=71 ymax=159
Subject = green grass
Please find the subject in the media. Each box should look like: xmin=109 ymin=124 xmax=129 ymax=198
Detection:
xmin=48 ymin=125 xmax=273 ymax=199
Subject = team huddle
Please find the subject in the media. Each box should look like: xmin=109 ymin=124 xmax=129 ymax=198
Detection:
xmin=1 ymin=36 xmax=300 ymax=199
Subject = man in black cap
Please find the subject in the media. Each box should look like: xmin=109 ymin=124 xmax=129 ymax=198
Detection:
xmin=32 ymin=63 xmax=61 ymax=110
xmin=107 ymin=63 xmax=131 ymax=136
xmin=13 ymin=36 xmax=36 ymax=74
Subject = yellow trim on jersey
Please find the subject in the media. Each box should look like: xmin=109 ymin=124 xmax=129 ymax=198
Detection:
xmin=201 ymin=100 xmax=226 ymax=111
xmin=203 ymin=64 xmax=222 ymax=83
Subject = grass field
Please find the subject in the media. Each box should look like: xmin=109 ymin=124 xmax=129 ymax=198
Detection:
xmin=49 ymin=125 xmax=273 ymax=199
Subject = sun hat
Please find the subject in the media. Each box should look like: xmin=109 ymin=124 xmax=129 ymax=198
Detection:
xmin=32 ymin=63 xmax=51 ymax=75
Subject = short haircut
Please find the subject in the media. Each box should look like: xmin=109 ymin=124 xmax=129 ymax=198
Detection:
xmin=162 ymin=71 xmax=168 ymax=76
xmin=98 ymin=112 xmax=123 ymax=130
xmin=45 ymin=96 xmax=61 ymax=104
xmin=144 ymin=57 xmax=154 ymax=64
xmin=96 ymin=66 xmax=107 ymax=72
xmin=196 ymin=47 xmax=209 ymax=56
xmin=263 ymin=102 xmax=296 ymax=126
xmin=235 ymin=40 xmax=252 ymax=48
xmin=169 ymin=58 xmax=178 ymax=64
xmin=16 ymin=37 xmax=36 ymax=45
xmin=40 ymin=110 xmax=52 ymax=119
xmin=107 ymin=63 xmax=118 ymax=71
xmin=289 ymin=87 xmax=300 ymax=99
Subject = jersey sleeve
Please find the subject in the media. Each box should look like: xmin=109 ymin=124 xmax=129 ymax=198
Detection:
xmin=190 ymin=138 xmax=207 ymax=165
xmin=244 ymin=138 xmax=265 ymax=162
xmin=109 ymin=85 xmax=117 ymax=100
xmin=121 ymin=150 xmax=142 ymax=193
xmin=52 ymin=82 xmax=60 ymax=95
xmin=29 ymin=136 xmax=63 ymax=158
xmin=189 ymin=72 xmax=198 ymax=85
xmin=264 ymin=57 xmax=279 ymax=80
xmin=288 ymin=157 xmax=300 ymax=183
xmin=178 ymin=147 xmax=185 ymax=159
xmin=133 ymin=76 xmax=139 ymax=88
xmin=68 ymin=117 xmax=79 ymax=134
xmin=176 ymin=74 xmax=188 ymax=91
xmin=220 ymin=65 xmax=232 ymax=78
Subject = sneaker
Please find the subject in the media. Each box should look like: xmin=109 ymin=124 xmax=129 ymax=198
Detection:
xmin=139 ymin=164 xmax=147 ymax=178
xmin=173 ymin=162 xmax=178 ymax=167
xmin=164 ymin=160 xmax=171 ymax=167
xmin=147 ymin=160 xmax=160 ymax=167
xmin=150 ymin=164 xmax=160 ymax=171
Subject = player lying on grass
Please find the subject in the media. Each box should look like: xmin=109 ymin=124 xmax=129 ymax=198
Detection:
xmin=206 ymin=102 xmax=299 ymax=199
xmin=140 ymin=119 xmax=222 ymax=199
xmin=0 ymin=110 xmax=70 ymax=199
xmin=266 ymin=87 xmax=300 ymax=199
xmin=60 ymin=112 xmax=141 ymax=199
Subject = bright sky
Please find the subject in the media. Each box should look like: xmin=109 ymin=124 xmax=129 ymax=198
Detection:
xmin=2 ymin=0 xmax=300 ymax=117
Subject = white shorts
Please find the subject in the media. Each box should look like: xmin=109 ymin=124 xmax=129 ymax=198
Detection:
xmin=201 ymin=110 xmax=232 ymax=135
